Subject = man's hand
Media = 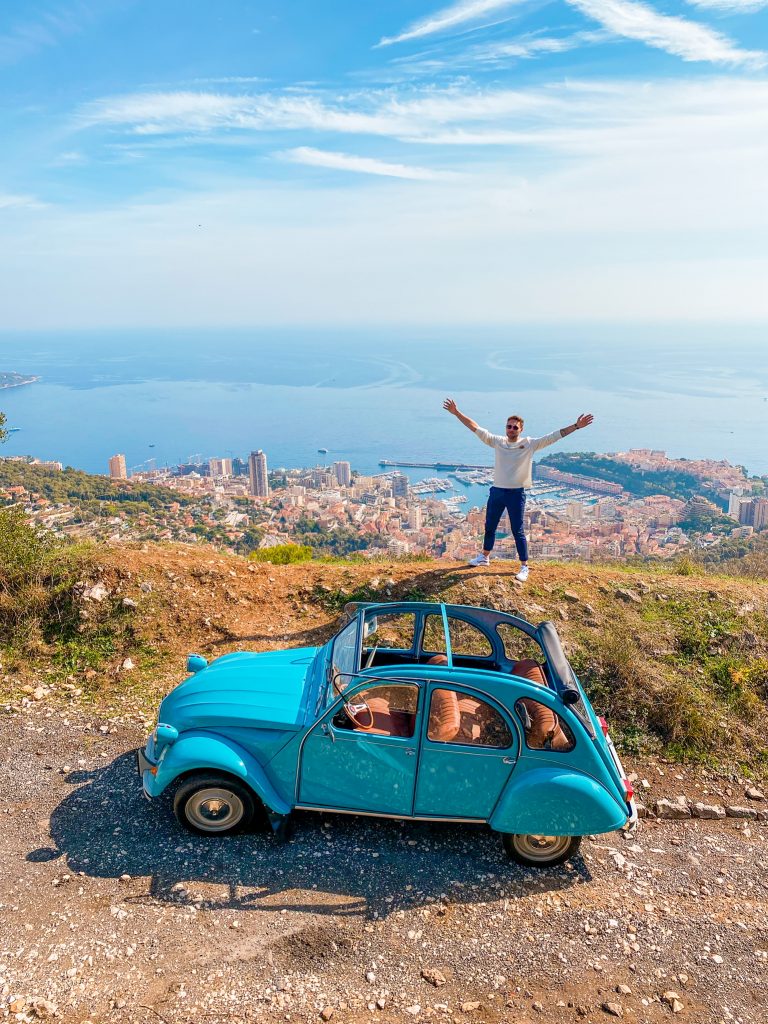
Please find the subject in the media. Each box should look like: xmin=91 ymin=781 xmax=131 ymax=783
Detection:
xmin=576 ymin=413 xmax=593 ymax=430
xmin=443 ymin=398 xmax=479 ymax=433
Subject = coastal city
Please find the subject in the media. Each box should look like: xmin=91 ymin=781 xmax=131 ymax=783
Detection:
xmin=2 ymin=441 xmax=767 ymax=562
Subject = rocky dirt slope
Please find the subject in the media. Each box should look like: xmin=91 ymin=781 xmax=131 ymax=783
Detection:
xmin=2 ymin=544 xmax=768 ymax=1022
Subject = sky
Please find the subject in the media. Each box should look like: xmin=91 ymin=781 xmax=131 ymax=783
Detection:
xmin=1 ymin=0 xmax=768 ymax=328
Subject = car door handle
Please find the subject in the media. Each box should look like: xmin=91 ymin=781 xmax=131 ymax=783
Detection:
xmin=404 ymin=748 xmax=416 ymax=756
xmin=502 ymin=756 xmax=514 ymax=764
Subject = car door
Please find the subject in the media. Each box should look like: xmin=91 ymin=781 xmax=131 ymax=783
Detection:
xmin=298 ymin=681 xmax=421 ymax=817
xmin=414 ymin=683 xmax=518 ymax=820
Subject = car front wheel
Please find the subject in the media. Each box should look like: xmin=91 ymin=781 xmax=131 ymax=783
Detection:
xmin=173 ymin=774 xmax=256 ymax=836
xmin=502 ymin=833 xmax=581 ymax=867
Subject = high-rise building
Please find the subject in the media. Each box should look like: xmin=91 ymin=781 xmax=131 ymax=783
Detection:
xmin=753 ymin=498 xmax=768 ymax=531
xmin=738 ymin=500 xmax=756 ymax=527
xmin=248 ymin=450 xmax=269 ymax=497
xmin=728 ymin=489 xmax=746 ymax=518
xmin=209 ymin=457 xmax=233 ymax=478
xmin=109 ymin=454 xmax=127 ymax=480
xmin=333 ymin=461 xmax=352 ymax=487
xmin=408 ymin=504 xmax=423 ymax=530
xmin=392 ymin=473 xmax=409 ymax=498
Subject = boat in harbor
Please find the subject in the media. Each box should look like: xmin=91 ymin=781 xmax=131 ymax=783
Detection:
xmin=318 ymin=447 xmax=329 ymax=454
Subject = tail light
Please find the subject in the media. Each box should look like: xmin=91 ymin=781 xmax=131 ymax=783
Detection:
xmin=598 ymin=715 xmax=609 ymax=738
xmin=623 ymin=778 xmax=634 ymax=801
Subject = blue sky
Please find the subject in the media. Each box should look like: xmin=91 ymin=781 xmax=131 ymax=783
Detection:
xmin=2 ymin=0 xmax=767 ymax=328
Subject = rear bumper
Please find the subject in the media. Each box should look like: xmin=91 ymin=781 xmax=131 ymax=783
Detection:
xmin=605 ymin=734 xmax=638 ymax=829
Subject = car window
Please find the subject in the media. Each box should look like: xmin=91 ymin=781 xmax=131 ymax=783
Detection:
xmin=333 ymin=683 xmax=419 ymax=738
xmin=363 ymin=611 xmax=415 ymax=651
xmin=422 ymin=615 xmax=492 ymax=658
xmin=427 ymin=688 xmax=512 ymax=748
xmin=515 ymin=699 xmax=575 ymax=752
xmin=496 ymin=623 xmax=546 ymax=665
xmin=328 ymin=618 xmax=359 ymax=701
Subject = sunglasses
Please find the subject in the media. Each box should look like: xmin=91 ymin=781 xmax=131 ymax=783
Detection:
xmin=506 ymin=423 xmax=522 ymax=429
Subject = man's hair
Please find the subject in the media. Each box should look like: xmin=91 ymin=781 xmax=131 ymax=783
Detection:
xmin=506 ymin=415 xmax=524 ymax=427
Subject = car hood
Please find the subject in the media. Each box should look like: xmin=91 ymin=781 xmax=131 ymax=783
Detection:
xmin=160 ymin=647 xmax=319 ymax=733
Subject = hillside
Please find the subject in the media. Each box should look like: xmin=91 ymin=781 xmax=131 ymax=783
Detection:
xmin=3 ymin=535 xmax=767 ymax=770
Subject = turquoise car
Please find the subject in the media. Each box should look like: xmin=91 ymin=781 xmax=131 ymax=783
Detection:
xmin=137 ymin=601 xmax=637 ymax=868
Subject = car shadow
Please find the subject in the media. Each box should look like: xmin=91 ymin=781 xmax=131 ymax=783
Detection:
xmin=31 ymin=752 xmax=592 ymax=920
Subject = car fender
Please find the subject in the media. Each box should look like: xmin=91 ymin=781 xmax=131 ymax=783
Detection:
xmin=490 ymin=763 xmax=628 ymax=837
xmin=145 ymin=731 xmax=291 ymax=815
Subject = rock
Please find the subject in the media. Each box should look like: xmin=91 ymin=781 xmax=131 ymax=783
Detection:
xmin=121 ymin=658 xmax=135 ymax=672
xmin=320 ymin=1009 xmax=334 ymax=1021
xmin=615 ymin=588 xmax=642 ymax=604
xmin=662 ymin=991 xmax=684 ymax=1013
xmin=119 ymin=873 xmax=131 ymax=883
xmin=140 ymin=581 xmax=153 ymax=593
xmin=745 ymin=787 xmax=765 ymax=801
xmin=404 ymin=1006 xmax=421 ymax=1016
xmin=365 ymin=971 xmax=376 ymax=984
xmin=32 ymin=686 xmax=48 ymax=701
xmin=30 ymin=998 xmax=58 ymax=1018
xmin=616 ymin=985 xmax=632 ymax=995
xmin=602 ymin=1003 xmax=623 ymax=1017
xmin=726 ymin=805 xmax=757 ymax=819
xmin=563 ymin=591 xmax=580 ymax=603
xmin=655 ymin=799 xmax=691 ymax=820
xmin=421 ymin=968 xmax=447 ymax=987
xmin=635 ymin=803 xmax=648 ymax=818
xmin=9 ymin=998 xmax=27 ymax=1013
xmin=460 ymin=1002 xmax=481 ymax=1013
xmin=532 ymin=1002 xmax=544 ymax=1013
xmin=122 ymin=598 xmax=138 ymax=610
xmin=376 ymin=998 xmax=387 ymax=1010
xmin=691 ymin=802 xmax=725 ymax=820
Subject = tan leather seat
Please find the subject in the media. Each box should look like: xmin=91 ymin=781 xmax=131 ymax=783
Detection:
xmin=427 ymin=688 xmax=461 ymax=742
xmin=512 ymin=659 xmax=571 ymax=750
xmin=360 ymin=696 xmax=415 ymax=738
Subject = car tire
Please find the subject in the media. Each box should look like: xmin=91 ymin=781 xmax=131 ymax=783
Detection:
xmin=173 ymin=774 xmax=257 ymax=836
xmin=501 ymin=833 xmax=581 ymax=867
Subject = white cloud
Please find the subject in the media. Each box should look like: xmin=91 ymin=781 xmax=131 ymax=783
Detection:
xmin=686 ymin=0 xmax=767 ymax=9
xmin=378 ymin=0 xmax=522 ymax=47
xmin=0 ymin=193 xmax=46 ymax=210
xmin=568 ymin=0 xmax=765 ymax=65
xmin=280 ymin=147 xmax=453 ymax=180
xmin=0 ymin=1 xmax=110 ymax=66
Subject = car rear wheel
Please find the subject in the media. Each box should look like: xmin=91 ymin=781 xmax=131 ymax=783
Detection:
xmin=174 ymin=774 xmax=256 ymax=836
xmin=502 ymin=833 xmax=581 ymax=867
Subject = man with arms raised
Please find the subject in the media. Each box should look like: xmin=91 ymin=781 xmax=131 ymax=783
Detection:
xmin=443 ymin=399 xmax=593 ymax=582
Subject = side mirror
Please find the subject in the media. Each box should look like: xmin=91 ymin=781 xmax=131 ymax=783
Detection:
xmin=187 ymin=653 xmax=208 ymax=674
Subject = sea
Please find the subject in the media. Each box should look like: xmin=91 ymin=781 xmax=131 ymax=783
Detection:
xmin=1 ymin=326 xmax=767 ymax=510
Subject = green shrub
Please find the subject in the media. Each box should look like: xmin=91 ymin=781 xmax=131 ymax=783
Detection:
xmin=249 ymin=543 xmax=313 ymax=565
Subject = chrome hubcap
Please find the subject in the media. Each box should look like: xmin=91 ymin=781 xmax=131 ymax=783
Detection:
xmin=513 ymin=834 xmax=572 ymax=862
xmin=186 ymin=787 xmax=244 ymax=832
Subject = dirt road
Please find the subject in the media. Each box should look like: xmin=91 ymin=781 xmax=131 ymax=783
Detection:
xmin=2 ymin=704 xmax=767 ymax=1024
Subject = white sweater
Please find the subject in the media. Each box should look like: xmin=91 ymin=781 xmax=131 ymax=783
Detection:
xmin=474 ymin=426 xmax=564 ymax=489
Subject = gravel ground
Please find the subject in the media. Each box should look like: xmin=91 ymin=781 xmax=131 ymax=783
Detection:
xmin=2 ymin=704 xmax=767 ymax=1024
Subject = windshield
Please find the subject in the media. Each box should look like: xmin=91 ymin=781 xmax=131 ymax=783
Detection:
xmin=327 ymin=617 xmax=360 ymax=705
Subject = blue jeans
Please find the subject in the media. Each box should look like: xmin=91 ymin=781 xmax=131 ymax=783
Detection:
xmin=483 ymin=486 xmax=528 ymax=561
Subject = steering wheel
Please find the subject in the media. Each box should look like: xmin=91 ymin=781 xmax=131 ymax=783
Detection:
xmin=364 ymin=644 xmax=379 ymax=670
xmin=343 ymin=698 xmax=374 ymax=730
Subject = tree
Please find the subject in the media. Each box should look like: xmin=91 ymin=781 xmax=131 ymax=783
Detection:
xmin=0 ymin=410 xmax=7 ymax=443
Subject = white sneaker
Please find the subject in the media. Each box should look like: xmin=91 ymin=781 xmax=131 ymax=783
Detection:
xmin=468 ymin=553 xmax=490 ymax=567
xmin=515 ymin=565 xmax=530 ymax=582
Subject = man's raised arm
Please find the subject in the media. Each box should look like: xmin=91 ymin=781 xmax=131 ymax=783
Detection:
xmin=443 ymin=397 xmax=480 ymax=433
xmin=560 ymin=413 xmax=594 ymax=437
